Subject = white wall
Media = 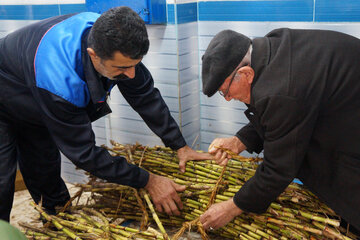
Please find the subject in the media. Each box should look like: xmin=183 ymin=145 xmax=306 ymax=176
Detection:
xmin=2 ymin=0 xmax=360 ymax=182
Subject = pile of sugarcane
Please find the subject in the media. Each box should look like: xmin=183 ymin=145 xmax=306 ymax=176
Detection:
xmin=22 ymin=141 xmax=359 ymax=239
xmin=21 ymin=201 xmax=165 ymax=240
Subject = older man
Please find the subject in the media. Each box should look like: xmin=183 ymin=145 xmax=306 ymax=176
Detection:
xmin=199 ymin=28 xmax=360 ymax=233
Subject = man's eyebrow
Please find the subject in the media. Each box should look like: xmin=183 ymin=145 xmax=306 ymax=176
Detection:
xmin=112 ymin=60 xmax=142 ymax=69
xmin=111 ymin=65 xmax=135 ymax=69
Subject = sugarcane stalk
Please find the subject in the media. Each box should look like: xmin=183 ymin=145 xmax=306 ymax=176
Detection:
xmin=312 ymin=221 xmax=353 ymax=240
xmin=20 ymin=222 xmax=68 ymax=239
xmin=140 ymin=189 xmax=169 ymax=240
xmin=30 ymin=202 xmax=82 ymax=240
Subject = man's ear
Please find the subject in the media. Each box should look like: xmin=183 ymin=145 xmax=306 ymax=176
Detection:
xmin=87 ymin=47 xmax=97 ymax=58
xmin=238 ymin=66 xmax=254 ymax=84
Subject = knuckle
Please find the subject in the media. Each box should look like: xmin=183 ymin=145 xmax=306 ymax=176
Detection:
xmin=160 ymin=195 xmax=168 ymax=202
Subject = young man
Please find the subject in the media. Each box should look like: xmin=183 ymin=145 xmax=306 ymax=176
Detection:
xmin=0 ymin=6 xmax=210 ymax=222
xmin=199 ymin=29 xmax=360 ymax=233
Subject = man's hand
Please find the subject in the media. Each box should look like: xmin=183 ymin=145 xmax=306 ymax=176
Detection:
xmin=144 ymin=173 xmax=186 ymax=216
xmin=208 ymin=136 xmax=246 ymax=166
xmin=177 ymin=145 xmax=214 ymax=173
xmin=200 ymin=199 xmax=243 ymax=230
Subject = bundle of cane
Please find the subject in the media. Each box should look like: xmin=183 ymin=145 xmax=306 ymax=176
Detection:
xmin=22 ymin=201 xmax=165 ymax=240
xmin=68 ymin=142 xmax=358 ymax=240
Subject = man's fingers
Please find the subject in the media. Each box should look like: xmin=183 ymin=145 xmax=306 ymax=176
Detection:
xmin=219 ymin=158 xmax=229 ymax=166
xmin=172 ymin=191 xmax=183 ymax=210
xmin=168 ymin=200 xmax=180 ymax=216
xmin=221 ymin=151 xmax=227 ymax=161
xmin=179 ymin=160 xmax=186 ymax=173
xmin=170 ymin=181 xmax=184 ymax=210
xmin=155 ymin=203 xmax=163 ymax=213
xmin=162 ymin=202 xmax=173 ymax=216
xmin=194 ymin=152 xmax=214 ymax=160
xmin=214 ymin=150 xmax=222 ymax=160
xmin=200 ymin=212 xmax=208 ymax=224
xmin=202 ymin=221 xmax=209 ymax=230
xmin=208 ymin=143 xmax=216 ymax=153
xmin=200 ymin=213 xmax=211 ymax=230
xmin=215 ymin=150 xmax=225 ymax=164
xmin=173 ymin=182 xmax=186 ymax=192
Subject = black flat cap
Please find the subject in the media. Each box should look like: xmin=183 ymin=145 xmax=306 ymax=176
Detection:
xmin=202 ymin=30 xmax=251 ymax=97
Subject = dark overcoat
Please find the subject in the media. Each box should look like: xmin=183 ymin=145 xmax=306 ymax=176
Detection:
xmin=234 ymin=28 xmax=360 ymax=230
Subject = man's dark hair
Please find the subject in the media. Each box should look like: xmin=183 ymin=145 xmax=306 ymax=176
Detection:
xmin=88 ymin=6 xmax=149 ymax=60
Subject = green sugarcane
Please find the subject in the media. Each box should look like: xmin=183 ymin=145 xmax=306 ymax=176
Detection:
xmin=140 ymin=189 xmax=169 ymax=240
xmin=20 ymin=223 xmax=68 ymax=239
xmin=312 ymin=221 xmax=353 ymax=240
xmin=110 ymin=224 xmax=164 ymax=240
xmin=62 ymin=142 xmax=359 ymax=240
xmin=30 ymin=202 xmax=82 ymax=240
xmin=51 ymin=216 xmax=103 ymax=235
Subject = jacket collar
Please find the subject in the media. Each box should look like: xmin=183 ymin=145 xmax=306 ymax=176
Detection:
xmin=250 ymin=37 xmax=270 ymax=106
xmin=81 ymin=29 xmax=109 ymax=104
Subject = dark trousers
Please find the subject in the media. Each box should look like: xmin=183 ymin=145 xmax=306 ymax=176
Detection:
xmin=0 ymin=113 xmax=70 ymax=222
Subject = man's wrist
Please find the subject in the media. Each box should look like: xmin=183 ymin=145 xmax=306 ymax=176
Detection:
xmin=176 ymin=145 xmax=188 ymax=154
xmin=230 ymin=198 xmax=243 ymax=217
xmin=231 ymin=136 xmax=245 ymax=153
xmin=144 ymin=172 xmax=154 ymax=190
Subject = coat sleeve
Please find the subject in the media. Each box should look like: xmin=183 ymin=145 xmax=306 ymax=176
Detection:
xmin=233 ymin=95 xmax=317 ymax=213
xmin=236 ymin=123 xmax=264 ymax=154
xmin=32 ymin=88 xmax=149 ymax=189
xmin=117 ymin=63 xmax=186 ymax=150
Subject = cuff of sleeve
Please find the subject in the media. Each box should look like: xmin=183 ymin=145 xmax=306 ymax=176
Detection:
xmin=235 ymin=133 xmax=256 ymax=154
xmin=233 ymin=187 xmax=270 ymax=214
xmin=166 ymin=136 xmax=187 ymax=151
xmin=235 ymin=130 xmax=263 ymax=154
xmin=133 ymin=168 xmax=150 ymax=189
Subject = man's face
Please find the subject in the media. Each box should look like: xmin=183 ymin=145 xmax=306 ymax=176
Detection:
xmin=88 ymin=49 xmax=142 ymax=80
xmin=218 ymin=66 xmax=254 ymax=104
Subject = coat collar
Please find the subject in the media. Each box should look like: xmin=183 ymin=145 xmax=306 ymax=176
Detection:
xmin=250 ymin=37 xmax=270 ymax=106
xmin=81 ymin=29 xmax=109 ymax=104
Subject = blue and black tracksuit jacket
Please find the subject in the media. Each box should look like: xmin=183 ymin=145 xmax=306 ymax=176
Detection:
xmin=0 ymin=12 xmax=186 ymax=188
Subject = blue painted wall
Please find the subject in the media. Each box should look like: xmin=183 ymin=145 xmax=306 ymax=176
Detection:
xmin=1 ymin=1 xmax=360 ymax=22
xmin=199 ymin=1 xmax=313 ymax=22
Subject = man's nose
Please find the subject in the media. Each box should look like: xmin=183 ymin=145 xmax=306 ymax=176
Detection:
xmin=123 ymin=67 xmax=136 ymax=78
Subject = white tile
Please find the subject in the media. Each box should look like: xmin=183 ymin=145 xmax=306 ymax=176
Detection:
xmin=181 ymin=106 xmax=199 ymax=125
xmin=201 ymin=105 xmax=248 ymax=124
xmin=179 ymin=78 xmax=198 ymax=97
xmin=142 ymin=53 xmax=178 ymax=69
xmin=200 ymin=94 xmax=247 ymax=109
xmin=179 ymin=66 xmax=199 ymax=84
xmin=147 ymin=24 xmax=176 ymax=39
xmin=201 ymin=118 xmax=246 ymax=135
xmin=107 ymin=117 xmax=155 ymax=135
xmin=177 ymin=22 xmax=199 ymax=39
xmin=107 ymin=128 xmax=163 ymax=147
xmin=148 ymin=38 xmax=177 ymax=54
xmin=147 ymin=68 xmax=178 ymax=84
xmin=180 ymin=90 xmax=200 ymax=111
